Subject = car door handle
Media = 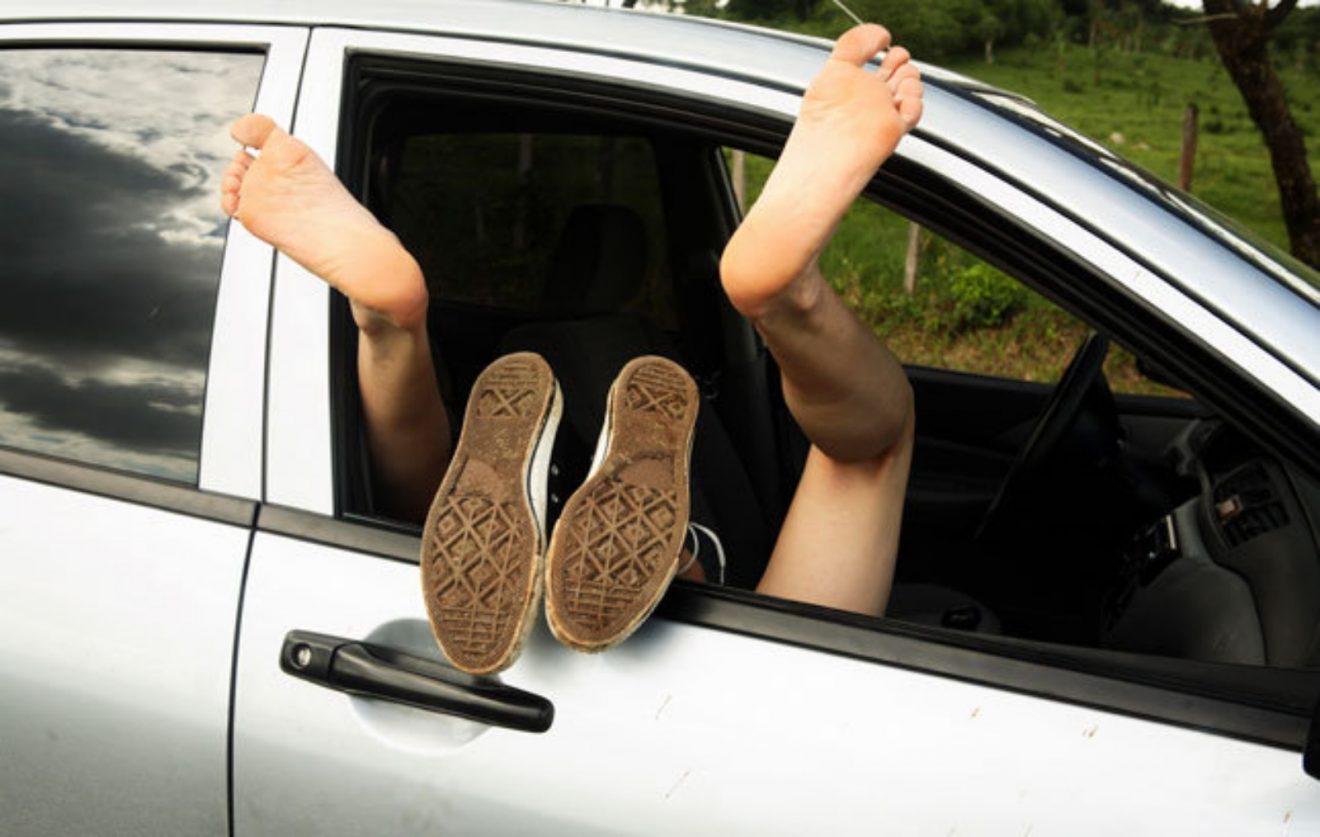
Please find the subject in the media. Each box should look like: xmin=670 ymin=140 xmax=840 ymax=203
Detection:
xmin=279 ymin=630 xmax=553 ymax=733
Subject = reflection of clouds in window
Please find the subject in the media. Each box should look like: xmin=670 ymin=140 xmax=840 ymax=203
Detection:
xmin=0 ymin=50 xmax=261 ymax=250
xmin=0 ymin=344 xmax=202 ymax=480
xmin=0 ymin=49 xmax=263 ymax=482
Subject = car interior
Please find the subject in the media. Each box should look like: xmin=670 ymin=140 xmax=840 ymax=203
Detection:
xmin=334 ymin=55 xmax=1320 ymax=672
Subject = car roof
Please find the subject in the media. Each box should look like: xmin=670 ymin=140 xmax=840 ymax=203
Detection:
xmin=9 ymin=0 xmax=1320 ymax=386
xmin=4 ymin=0 xmax=1001 ymax=96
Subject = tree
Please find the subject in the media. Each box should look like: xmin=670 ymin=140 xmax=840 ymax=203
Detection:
xmin=1202 ymin=0 xmax=1320 ymax=268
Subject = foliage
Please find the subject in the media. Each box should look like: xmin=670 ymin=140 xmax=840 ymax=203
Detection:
xmin=949 ymin=264 xmax=1030 ymax=330
xmin=711 ymin=0 xmax=1320 ymax=71
xmin=722 ymin=0 xmax=1056 ymax=60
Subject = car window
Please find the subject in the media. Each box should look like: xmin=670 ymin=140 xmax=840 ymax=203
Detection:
xmin=721 ymin=145 xmax=1320 ymax=673
xmin=338 ymin=59 xmax=1319 ymax=682
xmin=0 ymin=48 xmax=263 ymax=482
xmin=384 ymin=132 xmax=675 ymax=327
xmin=727 ymin=148 xmax=1183 ymax=396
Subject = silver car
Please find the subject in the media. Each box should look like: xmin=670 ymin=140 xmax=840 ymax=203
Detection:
xmin=3 ymin=1 xmax=1319 ymax=833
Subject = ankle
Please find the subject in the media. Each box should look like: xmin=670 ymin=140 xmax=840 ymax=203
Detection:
xmin=719 ymin=226 xmax=824 ymax=321
xmin=744 ymin=261 xmax=826 ymax=327
xmin=351 ymin=247 xmax=429 ymax=335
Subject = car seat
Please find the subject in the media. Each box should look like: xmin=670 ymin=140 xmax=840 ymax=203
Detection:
xmin=497 ymin=203 xmax=772 ymax=588
xmin=496 ymin=203 xmax=1000 ymax=633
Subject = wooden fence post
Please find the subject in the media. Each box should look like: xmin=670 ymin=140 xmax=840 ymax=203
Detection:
xmin=1179 ymin=103 xmax=1198 ymax=192
xmin=903 ymin=222 xmax=921 ymax=295
xmin=731 ymin=149 xmax=747 ymax=214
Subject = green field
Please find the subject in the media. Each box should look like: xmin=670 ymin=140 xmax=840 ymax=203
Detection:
xmin=947 ymin=42 xmax=1319 ymax=252
xmin=736 ymin=41 xmax=1318 ymax=393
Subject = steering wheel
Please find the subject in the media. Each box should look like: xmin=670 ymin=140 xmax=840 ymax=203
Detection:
xmin=975 ymin=332 xmax=1112 ymax=544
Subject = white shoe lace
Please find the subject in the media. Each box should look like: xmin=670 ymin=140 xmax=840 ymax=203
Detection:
xmin=677 ymin=522 xmax=726 ymax=586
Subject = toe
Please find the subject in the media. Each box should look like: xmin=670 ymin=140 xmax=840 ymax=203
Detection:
xmin=230 ymin=113 xmax=280 ymax=149
xmin=887 ymin=63 xmax=919 ymax=96
xmin=897 ymin=86 xmax=924 ymax=129
xmin=231 ymin=148 xmax=254 ymax=169
xmin=220 ymin=189 xmax=239 ymax=217
xmin=831 ymin=23 xmax=891 ymax=67
xmin=876 ymin=46 xmax=910 ymax=81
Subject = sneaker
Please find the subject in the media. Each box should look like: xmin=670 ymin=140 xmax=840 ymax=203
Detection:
xmin=678 ymin=522 xmax=727 ymax=586
xmin=544 ymin=355 xmax=699 ymax=652
xmin=420 ymin=352 xmax=561 ymax=675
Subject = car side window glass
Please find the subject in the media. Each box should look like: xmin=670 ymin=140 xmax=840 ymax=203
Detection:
xmin=726 ymin=148 xmax=1183 ymax=396
xmin=0 ymin=48 xmax=263 ymax=482
xmin=384 ymin=132 xmax=675 ymax=327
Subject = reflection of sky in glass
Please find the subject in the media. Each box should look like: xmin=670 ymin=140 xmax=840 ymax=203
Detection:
xmin=0 ymin=49 xmax=263 ymax=482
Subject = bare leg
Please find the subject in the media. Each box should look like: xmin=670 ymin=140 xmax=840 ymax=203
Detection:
xmin=221 ymin=114 xmax=449 ymax=520
xmin=721 ymin=25 xmax=922 ymax=615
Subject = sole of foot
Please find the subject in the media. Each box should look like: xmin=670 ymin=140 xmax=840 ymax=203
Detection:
xmin=720 ymin=23 xmax=924 ymax=320
xmin=221 ymin=113 xmax=427 ymax=330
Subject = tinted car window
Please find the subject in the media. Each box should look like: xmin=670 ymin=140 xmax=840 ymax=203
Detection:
xmin=0 ymin=49 xmax=263 ymax=482
xmin=386 ymin=132 xmax=674 ymax=325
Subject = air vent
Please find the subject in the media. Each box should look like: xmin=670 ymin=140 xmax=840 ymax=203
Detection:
xmin=1213 ymin=463 xmax=1289 ymax=547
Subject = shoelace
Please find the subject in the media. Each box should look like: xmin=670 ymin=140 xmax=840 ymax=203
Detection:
xmin=677 ymin=522 xmax=726 ymax=586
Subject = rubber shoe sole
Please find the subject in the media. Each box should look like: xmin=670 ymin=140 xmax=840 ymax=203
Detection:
xmin=544 ymin=355 xmax=699 ymax=653
xmin=421 ymin=352 xmax=561 ymax=675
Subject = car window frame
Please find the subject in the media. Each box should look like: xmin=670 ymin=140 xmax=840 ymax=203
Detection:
xmin=269 ymin=25 xmax=1320 ymax=756
xmin=0 ymin=22 xmax=306 ymax=511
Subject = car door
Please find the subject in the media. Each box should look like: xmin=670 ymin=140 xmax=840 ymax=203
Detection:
xmin=0 ymin=21 xmax=304 ymax=835
xmin=234 ymin=22 xmax=1320 ymax=835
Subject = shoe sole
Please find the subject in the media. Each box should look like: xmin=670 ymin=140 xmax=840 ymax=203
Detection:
xmin=420 ymin=352 xmax=561 ymax=675
xmin=544 ymin=355 xmax=698 ymax=653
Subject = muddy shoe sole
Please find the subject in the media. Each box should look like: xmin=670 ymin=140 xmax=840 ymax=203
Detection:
xmin=421 ymin=352 xmax=561 ymax=675
xmin=544 ymin=355 xmax=699 ymax=653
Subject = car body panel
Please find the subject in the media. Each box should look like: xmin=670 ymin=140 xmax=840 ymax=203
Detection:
xmin=263 ymin=30 xmax=337 ymax=516
xmin=0 ymin=21 xmax=292 ymax=835
xmin=200 ymin=24 xmax=308 ymax=500
xmin=235 ymin=536 xmax=1320 ymax=835
xmin=0 ymin=472 xmax=250 ymax=835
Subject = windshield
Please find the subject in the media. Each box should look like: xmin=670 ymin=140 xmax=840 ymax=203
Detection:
xmin=974 ymin=90 xmax=1320 ymax=309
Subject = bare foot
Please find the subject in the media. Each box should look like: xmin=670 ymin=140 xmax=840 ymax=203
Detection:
xmin=720 ymin=24 xmax=923 ymax=319
xmin=221 ymin=114 xmax=428 ymax=331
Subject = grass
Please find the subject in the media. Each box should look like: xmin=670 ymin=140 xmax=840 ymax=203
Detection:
xmin=945 ymin=42 xmax=1320 ymax=253
xmin=729 ymin=40 xmax=1319 ymax=395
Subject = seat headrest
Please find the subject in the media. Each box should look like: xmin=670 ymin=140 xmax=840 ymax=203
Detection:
xmin=541 ymin=204 xmax=647 ymax=318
